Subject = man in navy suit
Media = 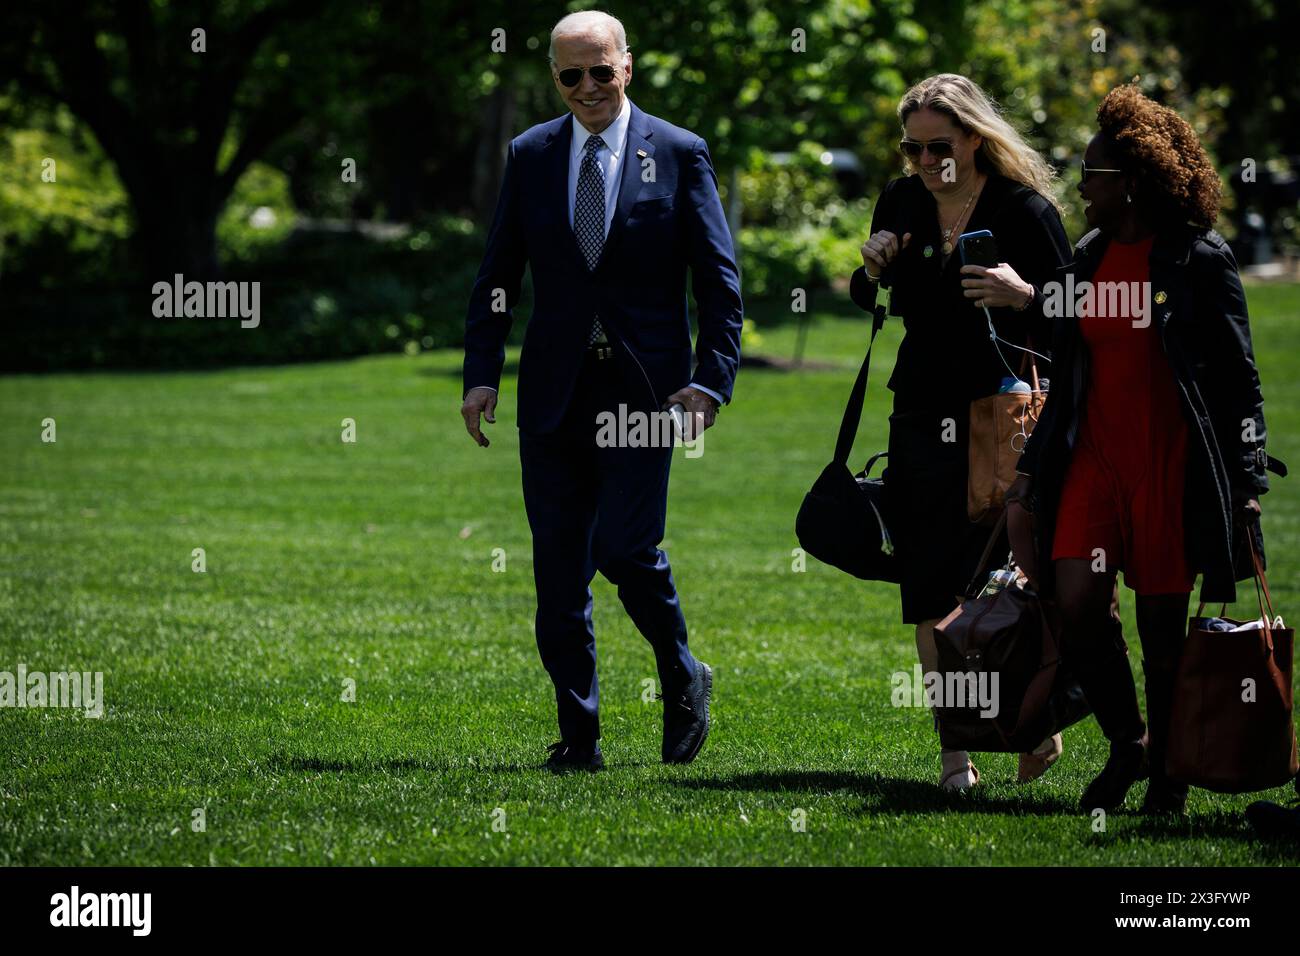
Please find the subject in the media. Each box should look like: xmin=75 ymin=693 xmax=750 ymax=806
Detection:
xmin=461 ymin=10 xmax=742 ymax=772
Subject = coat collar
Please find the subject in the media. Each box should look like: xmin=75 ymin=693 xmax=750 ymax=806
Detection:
xmin=1062 ymin=223 xmax=1212 ymax=334
xmin=541 ymin=100 xmax=655 ymax=274
xmin=568 ymin=95 xmax=632 ymax=162
xmin=1072 ymin=223 xmax=1201 ymax=273
xmin=900 ymin=171 xmax=1012 ymax=275
xmin=1151 ymin=225 xmax=1199 ymax=266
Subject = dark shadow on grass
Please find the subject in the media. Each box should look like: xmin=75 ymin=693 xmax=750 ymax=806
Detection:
xmin=1115 ymin=806 xmax=1300 ymax=857
xmin=678 ymin=771 xmax=1300 ymax=846
xmin=265 ymin=752 xmax=656 ymax=774
xmin=460 ymin=759 xmax=658 ymax=773
xmin=673 ymin=769 xmax=1077 ymax=816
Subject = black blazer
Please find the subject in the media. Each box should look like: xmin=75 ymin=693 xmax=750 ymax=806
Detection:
xmin=1016 ymin=225 xmax=1277 ymax=604
xmin=849 ymin=172 xmax=1071 ymax=410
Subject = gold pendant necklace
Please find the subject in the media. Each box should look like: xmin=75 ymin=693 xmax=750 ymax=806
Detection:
xmin=940 ymin=178 xmax=982 ymax=255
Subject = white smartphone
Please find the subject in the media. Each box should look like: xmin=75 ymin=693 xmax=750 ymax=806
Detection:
xmin=668 ymin=403 xmax=688 ymax=441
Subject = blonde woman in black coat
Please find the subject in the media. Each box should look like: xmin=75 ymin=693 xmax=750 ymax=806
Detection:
xmin=850 ymin=74 xmax=1071 ymax=789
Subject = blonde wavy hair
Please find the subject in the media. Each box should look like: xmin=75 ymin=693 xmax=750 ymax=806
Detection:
xmin=898 ymin=73 xmax=1063 ymax=215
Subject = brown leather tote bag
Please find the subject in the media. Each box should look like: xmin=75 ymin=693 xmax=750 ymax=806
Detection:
xmin=1167 ymin=527 xmax=1298 ymax=793
xmin=968 ymin=356 xmax=1045 ymax=525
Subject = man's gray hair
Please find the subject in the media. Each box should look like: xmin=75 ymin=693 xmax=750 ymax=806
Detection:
xmin=548 ymin=10 xmax=629 ymax=63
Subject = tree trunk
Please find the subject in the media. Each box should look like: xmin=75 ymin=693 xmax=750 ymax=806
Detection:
xmin=472 ymin=86 xmax=517 ymax=220
xmin=126 ymin=168 xmax=222 ymax=281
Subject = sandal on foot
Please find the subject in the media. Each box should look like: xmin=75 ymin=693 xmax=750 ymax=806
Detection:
xmin=940 ymin=761 xmax=980 ymax=790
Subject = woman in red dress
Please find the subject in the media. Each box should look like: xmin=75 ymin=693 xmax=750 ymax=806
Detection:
xmin=1008 ymin=85 xmax=1273 ymax=814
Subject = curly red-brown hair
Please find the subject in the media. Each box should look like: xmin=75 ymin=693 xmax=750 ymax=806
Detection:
xmin=1096 ymin=84 xmax=1222 ymax=227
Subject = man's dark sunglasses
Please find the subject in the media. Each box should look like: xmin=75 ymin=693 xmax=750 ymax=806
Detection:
xmin=555 ymin=64 xmax=618 ymax=87
xmin=1080 ymin=160 xmax=1125 ymax=183
xmin=898 ymin=138 xmax=955 ymax=160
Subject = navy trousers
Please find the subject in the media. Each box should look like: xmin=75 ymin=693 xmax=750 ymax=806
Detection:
xmin=519 ymin=349 xmax=697 ymax=749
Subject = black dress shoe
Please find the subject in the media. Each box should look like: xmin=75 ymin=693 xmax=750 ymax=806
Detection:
xmin=661 ymin=660 xmax=712 ymax=764
xmin=543 ymin=741 xmax=604 ymax=773
xmin=1080 ymin=736 xmax=1148 ymax=811
xmin=1246 ymin=801 xmax=1300 ymax=842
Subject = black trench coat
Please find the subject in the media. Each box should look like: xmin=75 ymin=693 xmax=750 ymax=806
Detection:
xmin=850 ymin=172 xmax=1071 ymax=623
xmin=1016 ymin=225 xmax=1279 ymax=604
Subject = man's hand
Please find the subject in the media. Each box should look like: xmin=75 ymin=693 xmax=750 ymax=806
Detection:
xmin=664 ymin=386 xmax=719 ymax=440
xmin=461 ymin=386 xmax=498 ymax=447
xmin=1238 ymin=497 xmax=1262 ymax=523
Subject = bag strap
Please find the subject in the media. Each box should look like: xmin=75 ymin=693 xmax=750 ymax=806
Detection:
xmin=1013 ymin=333 xmax=1042 ymax=387
xmin=963 ymin=510 xmax=1010 ymax=598
xmin=863 ymin=451 xmax=888 ymax=476
xmin=1247 ymin=525 xmax=1279 ymax=651
xmin=833 ymin=295 xmax=888 ymax=466
xmin=1193 ymin=526 xmax=1278 ymax=649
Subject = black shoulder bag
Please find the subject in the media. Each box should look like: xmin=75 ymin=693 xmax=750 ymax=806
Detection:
xmin=794 ymin=291 xmax=899 ymax=582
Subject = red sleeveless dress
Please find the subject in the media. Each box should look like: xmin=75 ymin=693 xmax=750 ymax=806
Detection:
xmin=1050 ymin=236 xmax=1194 ymax=594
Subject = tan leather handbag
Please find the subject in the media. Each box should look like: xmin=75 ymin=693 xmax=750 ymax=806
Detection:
xmin=968 ymin=356 xmax=1045 ymax=525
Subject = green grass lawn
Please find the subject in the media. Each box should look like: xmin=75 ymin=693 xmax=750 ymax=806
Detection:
xmin=2 ymin=283 xmax=1299 ymax=866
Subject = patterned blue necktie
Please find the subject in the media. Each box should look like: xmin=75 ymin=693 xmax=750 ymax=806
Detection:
xmin=574 ymin=134 xmax=607 ymax=344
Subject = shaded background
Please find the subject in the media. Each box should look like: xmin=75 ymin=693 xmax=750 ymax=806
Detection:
xmin=1 ymin=0 xmax=1297 ymax=370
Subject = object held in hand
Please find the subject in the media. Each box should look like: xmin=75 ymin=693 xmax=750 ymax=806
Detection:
xmin=958 ymin=229 xmax=999 ymax=270
xmin=669 ymin=403 xmax=689 ymax=440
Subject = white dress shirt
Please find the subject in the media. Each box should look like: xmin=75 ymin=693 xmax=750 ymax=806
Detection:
xmin=568 ymin=95 xmax=631 ymax=235
xmin=474 ymin=96 xmax=723 ymax=408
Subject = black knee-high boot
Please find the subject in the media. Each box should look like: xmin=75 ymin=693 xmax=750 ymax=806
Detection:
xmin=1140 ymin=661 xmax=1187 ymax=813
xmin=1073 ymin=617 xmax=1148 ymax=811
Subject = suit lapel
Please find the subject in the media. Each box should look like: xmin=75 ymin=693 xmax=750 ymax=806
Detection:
xmin=542 ymin=116 xmax=587 ymax=273
xmin=597 ymin=102 xmax=654 ymax=271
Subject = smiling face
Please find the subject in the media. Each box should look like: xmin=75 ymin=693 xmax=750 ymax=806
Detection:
xmin=551 ymin=30 xmax=631 ymax=134
xmin=902 ymin=107 xmax=983 ymax=196
xmin=1080 ymin=134 xmax=1130 ymax=233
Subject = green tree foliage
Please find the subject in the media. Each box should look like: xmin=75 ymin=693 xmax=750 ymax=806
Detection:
xmin=0 ymin=0 xmax=1292 ymax=369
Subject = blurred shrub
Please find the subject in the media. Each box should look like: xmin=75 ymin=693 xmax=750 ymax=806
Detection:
xmin=738 ymin=143 xmax=845 ymax=230
xmin=216 ymin=161 xmax=297 ymax=263
xmin=0 ymin=120 xmax=132 ymax=288
xmin=738 ymin=190 xmax=872 ymax=301
xmin=733 ymin=141 xmax=874 ymax=302
xmin=2 ymin=214 xmax=495 ymax=371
